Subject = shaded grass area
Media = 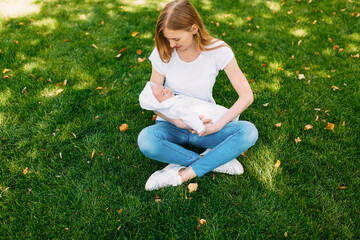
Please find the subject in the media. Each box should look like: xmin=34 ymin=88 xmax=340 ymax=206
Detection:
xmin=0 ymin=0 xmax=359 ymax=238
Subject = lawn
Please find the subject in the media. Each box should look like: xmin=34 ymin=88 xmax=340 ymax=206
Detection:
xmin=0 ymin=0 xmax=359 ymax=239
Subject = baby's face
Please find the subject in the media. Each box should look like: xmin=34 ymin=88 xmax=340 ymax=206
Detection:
xmin=151 ymin=85 xmax=174 ymax=103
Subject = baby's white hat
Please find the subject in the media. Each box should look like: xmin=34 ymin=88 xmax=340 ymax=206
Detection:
xmin=139 ymin=81 xmax=175 ymax=110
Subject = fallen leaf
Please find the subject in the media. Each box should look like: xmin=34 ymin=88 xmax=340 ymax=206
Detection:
xmin=155 ymin=194 xmax=161 ymax=203
xmin=338 ymin=48 xmax=344 ymax=53
xmin=3 ymin=69 xmax=10 ymax=74
xmin=341 ymin=121 xmax=345 ymax=126
xmin=298 ymin=74 xmax=305 ymax=80
xmin=138 ymin=57 xmax=146 ymax=62
xmin=304 ymin=124 xmax=313 ymax=130
xmin=115 ymin=53 xmax=122 ymax=58
xmin=333 ymin=45 xmax=339 ymax=50
xmin=23 ymin=167 xmax=29 ymax=174
xmin=331 ymin=85 xmax=341 ymax=91
xmin=297 ymin=40 xmax=302 ymax=46
xmin=91 ymin=44 xmax=98 ymax=49
xmin=288 ymin=9 xmax=293 ymax=14
xmin=262 ymin=103 xmax=270 ymax=107
xmin=56 ymin=89 xmax=64 ymax=95
xmin=64 ymin=39 xmax=69 ymax=42
xmin=261 ymin=63 xmax=267 ymax=67
xmin=276 ymin=123 xmax=282 ymax=127
xmin=118 ymin=208 xmax=123 ymax=214
xmin=63 ymin=79 xmax=67 ymax=85
xmin=136 ymin=49 xmax=142 ymax=55
xmin=215 ymin=22 xmax=219 ymax=27
xmin=324 ymin=122 xmax=335 ymax=131
xmin=278 ymin=67 xmax=283 ymax=71
xmin=119 ymin=123 xmax=128 ymax=132
xmin=295 ymin=137 xmax=302 ymax=144
xmin=119 ymin=48 xmax=126 ymax=53
xmin=3 ymin=75 xmax=10 ymax=79
xmin=56 ymin=82 xmax=63 ymax=86
xmin=246 ymin=16 xmax=253 ymax=21
xmin=315 ymin=51 xmax=320 ymax=55
xmin=274 ymin=160 xmax=281 ymax=167
xmin=188 ymin=183 xmax=198 ymax=193
xmin=96 ymin=87 xmax=103 ymax=90
xmin=101 ymin=20 xmax=105 ymax=25
xmin=339 ymin=186 xmax=347 ymax=189
xmin=328 ymin=38 xmax=332 ymax=42
xmin=284 ymin=232 xmax=288 ymax=238
xmin=351 ymin=53 xmax=359 ymax=58
xmin=290 ymin=55 xmax=295 ymax=59
xmin=91 ymin=149 xmax=95 ymax=158
xmin=22 ymin=87 xmax=27 ymax=93
xmin=131 ymin=32 xmax=139 ymax=37
xmin=152 ymin=115 xmax=157 ymax=121
xmin=200 ymin=219 xmax=206 ymax=225
xmin=315 ymin=115 xmax=319 ymax=121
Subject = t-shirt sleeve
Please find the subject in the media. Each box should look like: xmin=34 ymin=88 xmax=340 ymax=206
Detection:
xmin=214 ymin=44 xmax=235 ymax=71
xmin=149 ymin=48 xmax=166 ymax=76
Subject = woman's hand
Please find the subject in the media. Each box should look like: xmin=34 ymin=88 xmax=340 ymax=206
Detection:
xmin=198 ymin=123 xmax=222 ymax=137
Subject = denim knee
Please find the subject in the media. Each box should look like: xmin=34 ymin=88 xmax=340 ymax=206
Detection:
xmin=137 ymin=127 xmax=157 ymax=157
xmin=245 ymin=121 xmax=259 ymax=146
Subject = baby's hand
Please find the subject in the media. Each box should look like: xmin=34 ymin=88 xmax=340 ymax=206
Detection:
xmin=199 ymin=114 xmax=212 ymax=125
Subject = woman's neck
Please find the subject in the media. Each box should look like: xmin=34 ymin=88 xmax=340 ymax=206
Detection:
xmin=176 ymin=44 xmax=201 ymax=63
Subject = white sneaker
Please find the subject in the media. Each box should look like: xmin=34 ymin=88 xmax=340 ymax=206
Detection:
xmin=145 ymin=164 xmax=185 ymax=191
xmin=200 ymin=148 xmax=244 ymax=175
xmin=212 ymin=159 xmax=244 ymax=175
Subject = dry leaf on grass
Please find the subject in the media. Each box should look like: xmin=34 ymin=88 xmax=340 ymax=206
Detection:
xmin=304 ymin=124 xmax=313 ymax=130
xmin=274 ymin=160 xmax=281 ymax=167
xmin=119 ymin=123 xmax=128 ymax=132
xmin=188 ymin=183 xmax=198 ymax=193
xmin=276 ymin=123 xmax=282 ymax=128
xmin=131 ymin=32 xmax=139 ymax=37
xmin=56 ymin=89 xmax=64 ymax=95
xmin=325 ymin=122 xmax=335 ymax=131
xmin=295 ymin=137 xmax=302 ymax=144
xmin=91 ymin=149 xmax=95 ymax=158
xmin=23 ymin=167 xmax=29 ymax=174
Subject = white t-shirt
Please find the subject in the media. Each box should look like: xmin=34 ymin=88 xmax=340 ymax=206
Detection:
xmin=149 ymin=40 xmax=235 ymax=104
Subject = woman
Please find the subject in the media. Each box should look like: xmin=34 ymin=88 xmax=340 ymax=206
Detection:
xmin=137 ymin=0 xmax=258 ymax=190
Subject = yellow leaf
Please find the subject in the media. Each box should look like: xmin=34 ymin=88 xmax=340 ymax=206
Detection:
xmin=331 ymin=86 xmax=341 ymax=91
xmin=325 ymin=122 xmax=335 ymax=131
xmin=91 ymin=149 xmax=95 ymax=158
xmin=328 ymin=38 xmax=332 ymax=42
xmin=274 ymin=160 xmax=281 ymax=168
xmin=304 ymin=124 xmax=313 ymax=130
xmin=188 ymin=183 xmax=198 ymax=193
xmin=23 ymin=167 xmax=29 ymax=174
xmin=119 ymin=123 xmax=128 ymax=132
xmin=96 ymin=87 xmax=103 ymax=90
xmin=56 ymin=89 xmax=64 ymax=95
xmin=3 ymin=69 xmax=10 ymax=74
xmin=276 ymin=122 xmax=282 ymax=128
xmin=131 ymin=32 xmax=139 ymax=37
xmin=200 ymin=219 xmax=206 ymax=225
xmin=295 ymin=137 xmax=302 ymax=144
xmin=3 ymin=75 xmax=10 ymax=79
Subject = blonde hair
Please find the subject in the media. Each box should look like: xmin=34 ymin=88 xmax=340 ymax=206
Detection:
xmin=155 ymin=0 xmax=225 ymax=63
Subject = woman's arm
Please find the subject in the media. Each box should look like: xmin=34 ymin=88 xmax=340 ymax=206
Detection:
xmin=198 ymin=57 xmax=253 ymax=136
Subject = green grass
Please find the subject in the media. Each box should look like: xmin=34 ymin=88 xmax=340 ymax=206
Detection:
xmin=1 ymin=0 xmax=359 ymax=238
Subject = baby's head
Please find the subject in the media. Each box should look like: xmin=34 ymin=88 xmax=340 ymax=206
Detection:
xmin=151 ymin=84 xmax=175 ymax=103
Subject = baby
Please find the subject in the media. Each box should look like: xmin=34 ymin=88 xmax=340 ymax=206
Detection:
xmin=139 ymin=81 xmax=239 ymax=134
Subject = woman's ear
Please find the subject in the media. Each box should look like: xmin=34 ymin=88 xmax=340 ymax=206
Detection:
xmin=191 ymin=24 xmax=199 ymax=34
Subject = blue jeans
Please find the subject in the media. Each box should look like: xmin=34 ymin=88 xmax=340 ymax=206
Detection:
xmin=137 ymin=120 xmax=258 ymax=177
